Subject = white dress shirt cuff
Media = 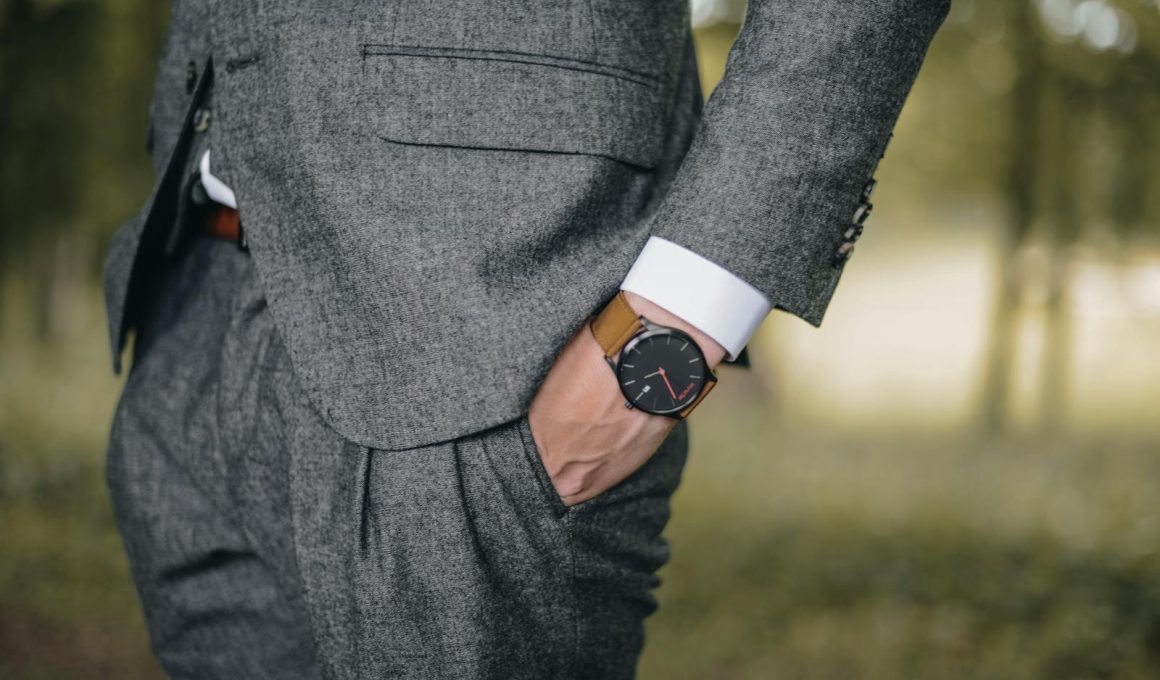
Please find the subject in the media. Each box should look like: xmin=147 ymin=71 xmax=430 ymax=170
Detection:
xmin=620 ymin=236 xmax=771 ymax=361
xmin=199 ymin=150 xmax=238 ymax=209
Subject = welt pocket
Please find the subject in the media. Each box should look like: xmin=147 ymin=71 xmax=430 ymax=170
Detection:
xmin=359 ymin=43 xmax=669 ymax=169
xmin=363 ymin=44 xmax=662 ymax=89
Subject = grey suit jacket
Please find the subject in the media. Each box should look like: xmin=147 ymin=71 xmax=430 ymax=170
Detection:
xmin=104 ymin=0 xmax=950 ymax=450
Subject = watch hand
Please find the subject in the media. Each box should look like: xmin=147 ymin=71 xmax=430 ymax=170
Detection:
xmin=657 ymin=367 xmax=678 ymax=400
xmin=642 ymin=370 xmax=661 ymax=379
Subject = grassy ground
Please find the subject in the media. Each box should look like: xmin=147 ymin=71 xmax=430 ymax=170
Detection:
xmin=3 ymin=308 xmax=1159 ymax=678
xmin=0 ymin=298 xmax=163 ymax=679
xmin=642 ymin=402 xmax=1160 ymax=679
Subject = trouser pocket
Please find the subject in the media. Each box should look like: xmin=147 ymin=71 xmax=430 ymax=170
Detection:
xmin=515 ymin=411 xmax=690 ymax=517
xmin=512 ymin=415 xmax=572 ymax=517
xmin=287 ymin=412 xmax=689 ymax=679
xmin=519 ymin=417 xmax=690 ymax=680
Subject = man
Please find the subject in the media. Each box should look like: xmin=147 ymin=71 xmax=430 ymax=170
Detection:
xmin=103 ymin=1 xmax=949 ymax=678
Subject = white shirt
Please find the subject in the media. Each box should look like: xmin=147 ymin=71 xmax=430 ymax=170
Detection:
xmin=199 ymin=150 xmax=770 ymax=360
xmin=199 ymin=150 xmax=237 ymax=209
xmin=620 ymin=235 xmax=769 ymax=360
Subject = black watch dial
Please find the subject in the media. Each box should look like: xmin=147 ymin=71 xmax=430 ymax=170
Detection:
xmin=615 ymin=328 xmax=708 ymax=416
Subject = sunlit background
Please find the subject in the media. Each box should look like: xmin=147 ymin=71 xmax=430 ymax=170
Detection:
xmin=2 ymin=1 xmax=1159 ymax=678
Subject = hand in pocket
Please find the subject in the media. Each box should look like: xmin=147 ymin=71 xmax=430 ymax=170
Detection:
xmin=528 ymin=293 xmax=725 ymax=507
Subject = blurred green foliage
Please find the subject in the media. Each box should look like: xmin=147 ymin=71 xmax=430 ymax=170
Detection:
xmin=643 ymin=397 xmax=1160 ymax=679
xmin=2 ymin=1 xmax=1159 ymax=678
xmin=0 ymin=0 xmax=165 ymax=338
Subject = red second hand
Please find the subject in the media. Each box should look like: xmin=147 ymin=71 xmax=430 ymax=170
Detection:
xmin=658 ymin=367 xmax=678 ymax=400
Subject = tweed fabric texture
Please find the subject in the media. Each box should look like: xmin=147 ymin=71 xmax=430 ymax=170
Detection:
xmin=108 ymin=237 xmax=689 ymax=679
xmin=107 ymin=239 xmax=321 ymax=679
xmin=103 ymin=0 xmax=949 ymax=450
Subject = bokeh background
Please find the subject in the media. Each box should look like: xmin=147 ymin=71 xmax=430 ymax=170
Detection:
xmin=2 ymin=0 xmax=1159 ymax=677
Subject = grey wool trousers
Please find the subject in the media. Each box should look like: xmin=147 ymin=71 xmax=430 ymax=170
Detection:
xmin=106 ymin=236 xmax=689 ymax=679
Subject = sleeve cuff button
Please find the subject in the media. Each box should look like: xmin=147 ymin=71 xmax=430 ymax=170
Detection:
xmin=853 ymin=202 xmax=873 ymax=226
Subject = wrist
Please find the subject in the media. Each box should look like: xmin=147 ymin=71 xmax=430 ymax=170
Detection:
xmin=621 ymin=291 xmax=728 ymax=369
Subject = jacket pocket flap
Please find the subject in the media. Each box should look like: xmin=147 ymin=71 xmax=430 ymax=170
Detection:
xmin=360 ymin=45 xmax=668 ymax=169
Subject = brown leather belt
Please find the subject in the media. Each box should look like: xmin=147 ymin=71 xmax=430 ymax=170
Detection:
xmin=204 ymin=204 xmax=245 ymax=249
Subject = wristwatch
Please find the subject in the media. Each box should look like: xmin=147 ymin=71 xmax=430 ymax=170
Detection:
xmin=590 ymin=292 xmax=717 ymax=419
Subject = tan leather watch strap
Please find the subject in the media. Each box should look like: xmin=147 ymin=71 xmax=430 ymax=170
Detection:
xmin=590 ymin=292 xmax=643 ymax=358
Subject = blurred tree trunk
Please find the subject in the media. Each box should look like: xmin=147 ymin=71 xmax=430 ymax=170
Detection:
xmin=0 ymin=0 xmax=164 ymax=340
xmin=1106 ymin=63 xmax=1155 ymax=245
xmin=1039 ymin=74 xmax=1084 ymax=433
xmin=979 ymin=0 xmax=1042 ymax=434
xmin=0 ymin=0 xmax=98 ymax=340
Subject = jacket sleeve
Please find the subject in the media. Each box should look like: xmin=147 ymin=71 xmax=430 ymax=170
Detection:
xmin=648 ymin=0 xmax=951 ymax=326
